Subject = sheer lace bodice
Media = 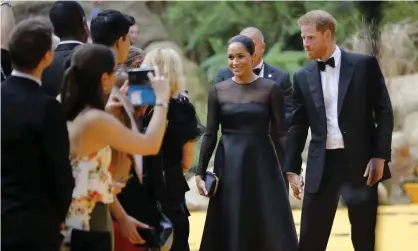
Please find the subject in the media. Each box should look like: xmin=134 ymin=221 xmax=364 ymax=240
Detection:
xmin=196 ymin=78 xmax=287 ymax=175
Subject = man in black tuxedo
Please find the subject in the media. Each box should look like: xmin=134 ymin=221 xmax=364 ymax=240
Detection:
xmin=41 ymin=1 xmax=89 ymax=97
xmin=285 ymin=10 xmax=393 ymax=251
xmin=1 ymin=17 xmax=74 ymax=251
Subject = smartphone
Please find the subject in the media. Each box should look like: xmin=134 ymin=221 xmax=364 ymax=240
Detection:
xmin=127 ymin=68 xmax=156 ymax=106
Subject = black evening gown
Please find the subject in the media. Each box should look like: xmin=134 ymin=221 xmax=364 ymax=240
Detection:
xmin=196 ymin=78 xmax=298 ymax=251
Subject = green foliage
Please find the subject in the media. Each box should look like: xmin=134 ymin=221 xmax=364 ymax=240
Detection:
xmin=165 ymin=1 xmax=364 ymax=85
xmin=381 ymin=1 xmax=418 ymax=24
xmin=264 ymin=43 xmax=308 ymax=77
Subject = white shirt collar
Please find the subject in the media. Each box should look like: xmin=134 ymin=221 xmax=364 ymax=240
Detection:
xmin=11 ymin=70 xmax=42 ymax=86
xmin=253 ymin=59 xmax=264 ymax=69
xmin=58 ymin=40 xmax=84 ymax=46
xmin=318 ymin=45 xmax=341 ymax=68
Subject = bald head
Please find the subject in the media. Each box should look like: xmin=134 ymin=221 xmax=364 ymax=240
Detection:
xmin=239 ymin=27 xmax=265 ymax=67
xmin=240 ymin=27 xmax=264 ymax=43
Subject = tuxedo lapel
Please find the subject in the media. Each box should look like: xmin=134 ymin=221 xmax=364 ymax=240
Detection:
xmin=338 ymin=50 xmax=355 ymax=116
xmin=306 ymin=62 xmax=326 ymax=122
xmin=263 ymin=63 xmax=274 ymax=79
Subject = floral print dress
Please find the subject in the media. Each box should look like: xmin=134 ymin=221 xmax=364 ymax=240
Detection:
xmin=61 ymin=145 xmax=114 ymax=244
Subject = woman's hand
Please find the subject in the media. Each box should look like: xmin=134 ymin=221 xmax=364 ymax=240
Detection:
xmin=118 ymin=215 xmax=149 ymax=244
xmin=147 ymin=67 xmax=171 ymax=104
xmin=195 ymin=175 xmax=208 ymax=197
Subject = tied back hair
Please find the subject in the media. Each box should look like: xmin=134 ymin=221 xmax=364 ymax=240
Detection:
xmin=60 ymin=44 xmax=115 ymax=121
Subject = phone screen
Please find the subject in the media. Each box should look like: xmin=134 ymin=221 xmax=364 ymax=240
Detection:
xmin=128 ymin=85 xmax=156 ymax=106
xmin=127 ymin=68 xmax=156 ymax=106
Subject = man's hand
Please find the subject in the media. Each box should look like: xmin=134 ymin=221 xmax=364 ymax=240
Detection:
xmin=364 ymin=158 xmax=385 ymax=187
xmin=287 ymin=173 xmax=304 ymax=200
xmin=118 ymin=215 xmax=150 ymax=244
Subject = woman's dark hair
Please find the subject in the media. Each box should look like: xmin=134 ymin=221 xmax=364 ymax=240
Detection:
xmin=228 ymin=34 xmax=255 ymax=55
xmin=60 ymin=44 xmax=115 ymax=121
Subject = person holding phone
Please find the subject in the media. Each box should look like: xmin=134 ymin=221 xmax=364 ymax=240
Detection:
xmin=58 ymin=43 xmax=171 ymax=249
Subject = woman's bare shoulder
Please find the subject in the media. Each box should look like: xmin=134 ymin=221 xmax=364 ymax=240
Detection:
xmin=77 ymin=109 xmax=119 ymax=128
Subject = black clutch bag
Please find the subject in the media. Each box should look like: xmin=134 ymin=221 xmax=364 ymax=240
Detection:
xmin=205 ymin=171 xmax=219 ymax=197
xmin=136 ymin=201 xmax=174 ymax=249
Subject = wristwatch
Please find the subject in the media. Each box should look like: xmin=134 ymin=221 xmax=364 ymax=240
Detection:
xmin=154 ymin=103 xmax=169 ymax=108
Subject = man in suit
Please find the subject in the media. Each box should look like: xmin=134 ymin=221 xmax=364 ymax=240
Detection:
xmin=41 ymin=1 xmax=89 ymax=97
xmin=214 ymin=27 xmax=293 ymax=126
xmin=285 ymin=10 xmax=393 ymax=251
xmin=1 ymin=17 xmax=75 ymax=251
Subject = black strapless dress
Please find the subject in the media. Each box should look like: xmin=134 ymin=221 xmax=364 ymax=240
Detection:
xmin=196 ymin=78 xmax=298 ymax=251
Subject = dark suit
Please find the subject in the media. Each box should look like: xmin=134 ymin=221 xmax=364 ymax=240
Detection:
xmin=214 ymin=63 xmax=292 ymax=190
xmin=42 ymin=42 xmax=81 ymax=97
xmin=285 ymin=50 xmax=393 ymax=251
xmin=1 ymin=75 xmax=75 ymax=251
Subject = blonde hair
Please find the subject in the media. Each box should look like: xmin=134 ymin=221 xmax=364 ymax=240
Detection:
xmin=298 ymin=10 xmax=337 ymax=37
xmin=142 ymin=47 xmax=186 ymax=98
xmin=1 ymin=4 xmax=16 ymax=50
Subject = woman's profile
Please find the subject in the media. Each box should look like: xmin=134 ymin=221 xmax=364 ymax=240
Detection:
xmin=195 ymin=35 xmax=298 ymax=251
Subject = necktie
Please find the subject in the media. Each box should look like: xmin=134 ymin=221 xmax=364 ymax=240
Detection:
xmin=317 ymin=57 xmax=335 ymax=71
xmin=253 ymin=68 xmax=261 ymax=75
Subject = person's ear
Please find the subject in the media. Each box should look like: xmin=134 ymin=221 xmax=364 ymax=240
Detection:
xmin=325 ymin=30 xmax=332 ymax=41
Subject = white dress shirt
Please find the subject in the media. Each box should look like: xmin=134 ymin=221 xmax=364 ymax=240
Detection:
xmin=319 ymin=46 xmax=344 ymax=149
xmin=11 ymin=70 xmax=42 ymax=86
xmin=58 ymin=40 xmax=83 ymax=46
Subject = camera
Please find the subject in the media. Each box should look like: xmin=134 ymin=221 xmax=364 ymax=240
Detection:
xmin=127 ymin=67 xmax=156 ymax=106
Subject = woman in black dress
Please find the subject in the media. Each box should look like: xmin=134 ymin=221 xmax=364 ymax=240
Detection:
xmin=195 ymin=35 xmax=298 ymax=251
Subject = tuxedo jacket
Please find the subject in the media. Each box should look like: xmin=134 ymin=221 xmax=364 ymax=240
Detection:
xmin=1 ymin=76 xmax=75 ymax=247
xmin=42 ymin=43 xmax=81 ymax=97
xmin=284 ymin=50 xmax=393 ymax=193
xmin=214 ymin=63 xmax=293 ymax=127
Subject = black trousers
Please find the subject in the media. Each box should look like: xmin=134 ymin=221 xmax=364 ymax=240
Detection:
xmin=164 ymin=201 xmax=190 ymax=251
xmin=299 ymin=149 xmax=378 ymax=251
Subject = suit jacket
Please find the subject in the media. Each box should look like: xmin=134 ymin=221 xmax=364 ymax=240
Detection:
xmin=1 ymin=49 xmax=12 ymax=81
xmin=284 ymin=50 xmax=393 ymax=193
xmin=214 ymin=63 xmax=293 ymax=127
xmin=1 ymin=76 xmax=75 ymax=247
xmin=42 ymin=43 xmax=81 ymax=97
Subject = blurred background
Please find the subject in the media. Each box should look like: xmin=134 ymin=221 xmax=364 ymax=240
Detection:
xmin=9 ymin=1 xmax=418 ymax=250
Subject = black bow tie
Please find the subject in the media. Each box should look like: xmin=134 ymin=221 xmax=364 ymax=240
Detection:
xmin=317 ymin=57 xmax=335 ymax=71
xmin=253 ymin=68 xmax=261 ymax=75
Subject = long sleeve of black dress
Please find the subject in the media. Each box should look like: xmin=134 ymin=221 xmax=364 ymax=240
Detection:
xmin=269 ymin=83 xmax=288 ymax=169
xmin=196 ymin=87 xmax=220 ymax=176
